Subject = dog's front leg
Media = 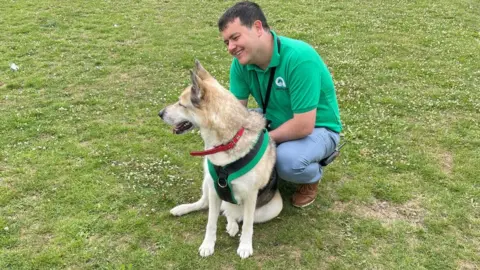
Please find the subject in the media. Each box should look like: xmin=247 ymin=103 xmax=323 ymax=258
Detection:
xmin=199 ymin=186 xmax=222 ymax=257
xmin=237 ymin=190 xmax=258 ymax=259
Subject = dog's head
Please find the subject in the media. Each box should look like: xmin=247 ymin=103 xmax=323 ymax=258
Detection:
xmin=158 ymin=60 xmax=219 ymax=134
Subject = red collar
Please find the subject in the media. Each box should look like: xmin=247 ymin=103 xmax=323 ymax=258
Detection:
xmin=190 ymin=128 xmax=245 ymax=156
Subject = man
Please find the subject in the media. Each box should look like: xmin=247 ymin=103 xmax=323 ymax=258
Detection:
xmin=218 ymin=1 xmax=342 ymax=207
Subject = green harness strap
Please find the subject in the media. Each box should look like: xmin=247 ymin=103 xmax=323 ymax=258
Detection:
xmin=207 ymin=129 xmax=270 ymax=204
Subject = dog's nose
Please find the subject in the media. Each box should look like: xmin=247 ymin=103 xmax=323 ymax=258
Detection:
xmin=158 ymin=109 xmax=165 ymax=119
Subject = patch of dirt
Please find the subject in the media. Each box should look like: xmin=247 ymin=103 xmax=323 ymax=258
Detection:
xmin=114 ymin=236 xmax=134 ymax=252
xmin=180 ymin=231 xmax=196 ymax=244
xmin=438 ymin=151 xmax=454 ymax=176
xmin=457 ymin=261 xmax=478 ymax=270
xmin=88 ymin=234 xmax=102 ymax=244
xmin=331 ymin=199 xmax=426 ymax=226
xmin=326 ymin=255 xmax=337 ymax=262
xmin=290 ymin=247 xmax=302 ymax=264
xmin=0 ymin=177 xmax=13 ymax=188
xmin=220 ymin=265 xmax=236 ymax=270
xmin=141 ymin=241 xmax=161 ymax=255
xmin=79 ymin=140 xmax=91 ymax=148
xmin=119 ymin=73 xmax=130 ymax=80
xmin=19 ymin=225 xmax=54 ymax=247
xmin=275 ymin=245 xmax=302 ymax=264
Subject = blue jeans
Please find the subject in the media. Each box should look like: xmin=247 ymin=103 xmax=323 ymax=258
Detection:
xmin=275 ymin=127 xmax=340 ymax=184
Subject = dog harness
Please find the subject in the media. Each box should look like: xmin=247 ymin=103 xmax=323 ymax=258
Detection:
xmin=207 ymin=129 xmax=277 ymax=205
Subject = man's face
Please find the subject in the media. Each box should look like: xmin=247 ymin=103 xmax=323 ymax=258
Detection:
xmin=221 ymin=18 xmax=260 ymax=65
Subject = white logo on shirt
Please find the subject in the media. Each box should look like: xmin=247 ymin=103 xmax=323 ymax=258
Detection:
xmin=275 ymin=77 xmax=286 ymax=88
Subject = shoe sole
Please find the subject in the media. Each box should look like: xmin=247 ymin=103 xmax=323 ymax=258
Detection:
xmin=292 ymin=198 xmax=316 ymax=208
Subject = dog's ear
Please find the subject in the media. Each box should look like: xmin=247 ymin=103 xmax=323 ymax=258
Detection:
xmin=190 ymin=70 xmax=203 ymax=107
xmin=194 ymin=59 xmax=212 ymax=80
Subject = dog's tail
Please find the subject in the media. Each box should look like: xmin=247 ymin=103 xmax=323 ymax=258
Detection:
xmin=254 ymin=190 xmax=283 ymax=223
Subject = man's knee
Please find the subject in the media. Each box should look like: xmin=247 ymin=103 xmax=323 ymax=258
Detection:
xmin=276 ymin=154 xmax=313 ymax=183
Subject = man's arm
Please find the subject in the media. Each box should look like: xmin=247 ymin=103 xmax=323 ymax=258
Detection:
xmin=269 ymin=109 xmax=316 ymax=143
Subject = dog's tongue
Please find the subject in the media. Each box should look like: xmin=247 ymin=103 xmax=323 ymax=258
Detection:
xmin=172 ymin=123 xmax=180 ymax=134
xmin=172 ymin=121 xmax=192 ymax=134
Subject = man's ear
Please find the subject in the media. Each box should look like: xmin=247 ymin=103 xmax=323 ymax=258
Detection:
xmin=190 ymin=70 xmax=203 ymax=107
xmin=253 ymin=20 xmax=264 ymax=36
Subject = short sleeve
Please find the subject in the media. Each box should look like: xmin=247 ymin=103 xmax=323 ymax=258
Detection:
xmin=289 ymin=60 xmax=321 ymax=113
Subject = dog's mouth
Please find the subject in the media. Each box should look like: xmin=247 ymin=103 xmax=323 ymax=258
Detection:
xmin=173 ymin=121 xmax=194 ymax=134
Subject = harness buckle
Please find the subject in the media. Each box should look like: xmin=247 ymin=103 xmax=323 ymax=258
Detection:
xmin=217 ymin=168 xmax=229 ymax=188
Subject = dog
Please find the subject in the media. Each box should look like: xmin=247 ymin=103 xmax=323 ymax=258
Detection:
xmin=158 ymin=60 xmax=283 ymax=258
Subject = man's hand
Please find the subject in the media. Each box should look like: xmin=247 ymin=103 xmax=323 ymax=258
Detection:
xmin=238 ymin=98 xmax=315 ymax=143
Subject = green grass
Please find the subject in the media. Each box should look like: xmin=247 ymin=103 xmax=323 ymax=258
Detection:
xmin=1 ymin=0 xmax=479 ymax=269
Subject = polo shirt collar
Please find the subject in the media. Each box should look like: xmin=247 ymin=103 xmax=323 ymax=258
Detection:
xmin=247 ymin=30 xmax=281 ymax=71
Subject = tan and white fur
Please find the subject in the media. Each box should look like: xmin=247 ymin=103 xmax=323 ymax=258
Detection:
xmin=159 ymin=60 xmax=282 ymax=258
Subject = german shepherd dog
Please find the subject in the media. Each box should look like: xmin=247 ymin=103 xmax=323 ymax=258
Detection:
xmin=159 ymin=60 xmax=282 ymax=258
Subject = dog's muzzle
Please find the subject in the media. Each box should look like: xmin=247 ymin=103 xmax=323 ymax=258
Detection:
xmin=158 ymin=109 xmax=165 ymax=119
xmin=158 ymin=108 xmax=194 ymax=134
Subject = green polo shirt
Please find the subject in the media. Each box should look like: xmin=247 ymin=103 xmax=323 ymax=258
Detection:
xmin=229 ymin=31 xmax=342 ymax=133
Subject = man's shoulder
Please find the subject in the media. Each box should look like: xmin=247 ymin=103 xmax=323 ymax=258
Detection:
xmin=279 ymin=35 xmax=321 ymax=64
xmin=280 ymin=36 xmax=317 ymax=54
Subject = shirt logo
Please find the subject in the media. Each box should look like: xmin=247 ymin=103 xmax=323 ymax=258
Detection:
xmin=275 ymin=77 xmax=286 ymax=88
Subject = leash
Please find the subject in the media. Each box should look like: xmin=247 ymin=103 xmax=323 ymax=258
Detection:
xmin=254 ymin=37 xmax=281 ymax=131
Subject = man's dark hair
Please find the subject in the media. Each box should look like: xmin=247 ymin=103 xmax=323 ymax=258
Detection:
xmin=218 ymin=1 xmax=270 ymax=32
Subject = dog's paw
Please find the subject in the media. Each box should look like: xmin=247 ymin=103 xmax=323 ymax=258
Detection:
xmin=199 ymin=242 xmax=215 ymax=257
xmin=226 ymin=221 xmax=239 ymax=237
xmin=237 ymin=243 xmax=253 ymax=259
xmin=170 ymin=204 xmax=190 ymax=216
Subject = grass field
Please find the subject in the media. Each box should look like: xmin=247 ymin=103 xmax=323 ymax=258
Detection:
xmin=1 ymin=0 xmax=479 ymax=269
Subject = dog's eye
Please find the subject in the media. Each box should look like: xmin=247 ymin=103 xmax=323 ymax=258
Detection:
xmin=178 ymin=103 xmax=187 ymax=108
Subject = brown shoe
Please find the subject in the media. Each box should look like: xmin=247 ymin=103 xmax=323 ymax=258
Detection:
xmin=292 ymin=182 xmax=319 ymax=208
